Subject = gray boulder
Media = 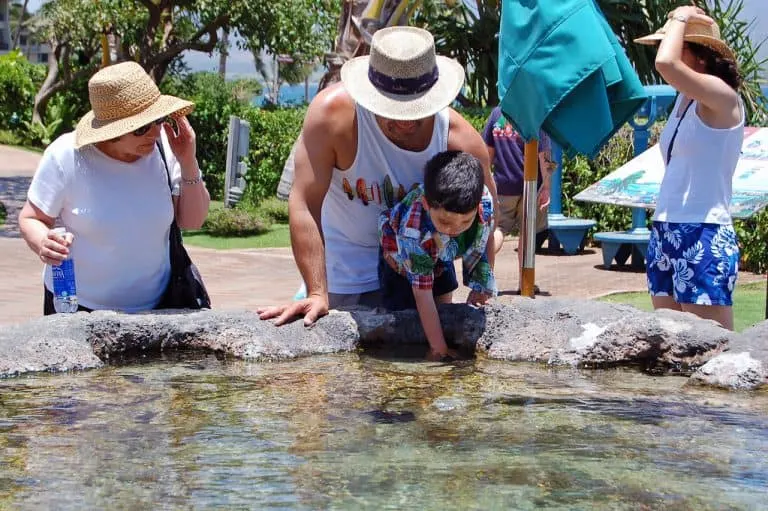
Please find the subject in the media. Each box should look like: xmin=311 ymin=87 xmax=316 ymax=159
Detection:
xmin=0 ymin=309 xmax=359 ymax=378
xmin=688 ymin=319 xmax=768 ymax=390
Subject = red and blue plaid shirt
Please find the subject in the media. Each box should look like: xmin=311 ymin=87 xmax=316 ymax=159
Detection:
xmin=379 ymin=186 xmax=497 ymax=295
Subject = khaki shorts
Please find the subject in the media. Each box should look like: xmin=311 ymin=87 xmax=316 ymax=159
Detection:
xmin=496 ymin=194 xmax=548 ymax=235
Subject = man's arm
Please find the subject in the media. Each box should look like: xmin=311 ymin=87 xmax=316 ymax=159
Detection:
xmin=447 ymin=108 xmax=498 ymax=267
xmin=258 ymin=87 xmax=347 ymax=325
xmin=447 ymin=108 xmax=497 ymax=204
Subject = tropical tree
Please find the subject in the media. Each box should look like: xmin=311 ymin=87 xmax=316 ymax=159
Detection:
xmin=31 ymin=0 xmax=339 ymax=123
xmin=10 ymin=0 xmax=31 ymax=51
xmin=317 ymin=0 xmax=423 ymax=91
xmin=419 ymin=0 xmax=499 ymax=107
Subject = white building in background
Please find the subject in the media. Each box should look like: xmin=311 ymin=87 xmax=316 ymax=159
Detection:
xmin=0 ymin=0 xmax=49 ymax=63
xmin=0 ymin=0 xmax=11 ymax=52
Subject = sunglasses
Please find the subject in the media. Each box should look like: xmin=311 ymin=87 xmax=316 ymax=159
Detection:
xmin=132 ymin=116 xmax=168 ymax=137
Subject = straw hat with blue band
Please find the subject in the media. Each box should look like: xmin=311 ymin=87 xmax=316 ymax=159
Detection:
xmin=340 ymin=26 xmax=465 ymax=121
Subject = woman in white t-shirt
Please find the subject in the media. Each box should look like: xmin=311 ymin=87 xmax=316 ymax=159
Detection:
xmin=635 ymin=6 xmax=744 ymax=330
xmin=19 ymin=61 xmax=211 ymax=314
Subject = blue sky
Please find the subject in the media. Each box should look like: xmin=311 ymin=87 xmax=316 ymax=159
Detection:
xmin=24 ymin=0 xmax=767 ymax=79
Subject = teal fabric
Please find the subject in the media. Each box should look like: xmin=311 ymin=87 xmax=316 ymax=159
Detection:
xmin=498 ymin=0 xmax=647 ymax=158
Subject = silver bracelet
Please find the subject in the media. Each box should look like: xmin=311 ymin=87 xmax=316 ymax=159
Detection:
xmin=182 ymin=172 xmax=203 ymax=185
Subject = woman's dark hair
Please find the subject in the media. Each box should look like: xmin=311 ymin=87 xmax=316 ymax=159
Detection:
xmin=423 ymin=150 xmax=484 ymax=214
xmin=686 ymin=42 xmax=742 ymax=91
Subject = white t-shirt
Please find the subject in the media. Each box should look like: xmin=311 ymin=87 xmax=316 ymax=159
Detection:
xmin=28 ymin=131 xmax=182 ymax=312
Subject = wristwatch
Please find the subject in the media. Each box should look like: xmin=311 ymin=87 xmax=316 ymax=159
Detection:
xmin=671 ymin=14 xmax=688 ymax=23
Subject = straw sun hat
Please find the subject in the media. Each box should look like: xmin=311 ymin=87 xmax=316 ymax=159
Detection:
xmin=74 ymin=61 xmax=195 ymax=149
xmin=634 ymin=17 xmax=736 ymax=63
xmin=340 ymin=26 xmax=465 ymax=121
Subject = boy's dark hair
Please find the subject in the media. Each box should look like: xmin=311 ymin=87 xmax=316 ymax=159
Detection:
xmin=423 ymin=150 xmax=484 ymax=214
xmin=687 ymin=42 xmax=742 ymax=91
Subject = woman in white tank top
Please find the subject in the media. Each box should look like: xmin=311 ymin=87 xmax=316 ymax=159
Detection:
xmin=634 ymin=6 xmax=744 ymax=330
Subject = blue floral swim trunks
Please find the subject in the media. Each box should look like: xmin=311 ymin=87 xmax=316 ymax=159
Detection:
xmin=646 ymin=222 xmax=739 ymax=306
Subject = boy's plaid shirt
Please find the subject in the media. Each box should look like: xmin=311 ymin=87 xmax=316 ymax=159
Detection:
xmin=379 ymin=185 xmax=497 ymax=296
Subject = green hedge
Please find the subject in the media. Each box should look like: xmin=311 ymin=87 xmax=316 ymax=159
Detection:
xmin=0 ymin=51 xmax=46 ymax=131
xmin=240 ymin=106 xmax=306 ymax=207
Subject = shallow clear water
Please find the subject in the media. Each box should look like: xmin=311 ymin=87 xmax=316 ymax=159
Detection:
xmin=1 ymin=352 xmax=767 ymax=510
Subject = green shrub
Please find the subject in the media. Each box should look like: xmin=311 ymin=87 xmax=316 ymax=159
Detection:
xmin=734 ymin=210 xmax=768 ymax=274
xmin=254 ymin=197 xmax=289 ymax=223
xmin=0 ymin=130 xmax=23 ymax=146
xmin=560 ymin=125 xmax=638 ymax=236
xmin=161 ymin=72 xmax=261 ymax=201
xmin=202 ymin=207 xmax=269 ymax=237
xmin=240 ymin=107 xmax=306 ymax=207
xmin=0 ymin=51 xmax=46 ymax=132
xmin=0 ymin=202 xmax=6 ymax=226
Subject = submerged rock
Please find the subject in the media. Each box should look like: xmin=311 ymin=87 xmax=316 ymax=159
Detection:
xmin=0 ymin=298 xmax=763 ymax=390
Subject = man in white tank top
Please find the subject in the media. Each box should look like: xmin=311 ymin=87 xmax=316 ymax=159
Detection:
xmin=258 ymin=27 xmax=498 ymax=326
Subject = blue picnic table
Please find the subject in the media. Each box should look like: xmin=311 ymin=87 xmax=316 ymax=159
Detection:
xmin=592 ymin=84 xmax=677 ymax=269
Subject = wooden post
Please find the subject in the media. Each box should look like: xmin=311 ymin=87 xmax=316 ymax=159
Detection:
xmin=520 ymin=140 xmax=539 ymax=298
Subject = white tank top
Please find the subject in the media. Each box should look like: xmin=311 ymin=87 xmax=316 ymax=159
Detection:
xmin=654 ymin=95 xmax=744 ymax=224
xmin=321 ymin=105 xmax=450 ymax=294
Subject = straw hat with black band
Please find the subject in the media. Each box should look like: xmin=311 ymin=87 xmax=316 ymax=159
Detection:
xmin=74 ymin=61 xmax=195 ymax=149
xmin=340 ymin=26 xmax=465 ymax=121
xmin=634 ymin=16 xmax=736 ymax=63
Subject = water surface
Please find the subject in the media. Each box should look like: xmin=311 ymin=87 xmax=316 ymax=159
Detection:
xmin=1 ymin=353 xmax=766 ymax=509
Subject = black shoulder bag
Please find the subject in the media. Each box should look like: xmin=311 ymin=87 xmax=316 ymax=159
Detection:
xmin=666 ymin=98 xmax=694 ymax=164
xmin=155 ymin=142 xmax=212 ymax=310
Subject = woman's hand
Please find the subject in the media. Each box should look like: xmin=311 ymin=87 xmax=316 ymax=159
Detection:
xmin=38 ymin=229 xmax=71 ymax=266
xmin=164 ymin=116 xmax=198 ymax=174
xmin=668 ymin=5 xmax=714 ymax=25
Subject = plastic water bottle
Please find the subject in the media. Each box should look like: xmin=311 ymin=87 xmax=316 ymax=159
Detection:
xmin=51 ymin=227 xmax=78 ymax=313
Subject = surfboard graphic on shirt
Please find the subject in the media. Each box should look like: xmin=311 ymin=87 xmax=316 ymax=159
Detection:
xmin=344 ymin=176 xmax=420 ymax=208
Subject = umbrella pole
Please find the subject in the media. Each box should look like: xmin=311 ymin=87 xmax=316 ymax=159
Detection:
xmin=520 ymin=140 xmax=539 ymax=298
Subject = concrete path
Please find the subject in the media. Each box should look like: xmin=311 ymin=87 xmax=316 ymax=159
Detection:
xmin=0 ymin=144 xmax=762 ymax=327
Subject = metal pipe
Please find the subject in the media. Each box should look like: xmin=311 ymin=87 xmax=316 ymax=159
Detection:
xmin=520 ymin=140 xmax=539 ymax=298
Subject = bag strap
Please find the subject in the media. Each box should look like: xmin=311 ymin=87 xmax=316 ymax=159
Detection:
xmin=666 ymin=98 xmax=694 ymax=164
xmin=156 ymin=140 xmax=173 ymax=193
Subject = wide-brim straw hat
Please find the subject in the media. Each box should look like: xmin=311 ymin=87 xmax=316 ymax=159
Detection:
xmin=75 ymin=61 xmax=195 ymax=149
xmin=634 ymin=18 xmax=736 ymax=63
xmin=340 ymin=26 xmax=465 ymax=121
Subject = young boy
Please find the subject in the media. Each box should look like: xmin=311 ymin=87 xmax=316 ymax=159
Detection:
xmin=378 ymin=151 xmax=497 ymax=361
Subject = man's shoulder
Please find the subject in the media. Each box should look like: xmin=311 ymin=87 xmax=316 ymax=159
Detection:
xmin=304 ymin=83 xmax=356 ymax=132
xmin=447 ymin=108 xmax=486 ymax=153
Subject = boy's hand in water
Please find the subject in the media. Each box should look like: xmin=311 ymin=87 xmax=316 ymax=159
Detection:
xmin=426 ymin=347 xmax=459 ymax=362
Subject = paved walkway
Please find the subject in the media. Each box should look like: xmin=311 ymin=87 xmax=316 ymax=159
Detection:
xmin=0 ymin=144 xmax=763 ymax=326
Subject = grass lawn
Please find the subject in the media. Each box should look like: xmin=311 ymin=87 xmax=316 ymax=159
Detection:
xmin=598 ymin=281 xmax=767 ymax=332
xmin=183 ymin=223 xmax=291 ymax=249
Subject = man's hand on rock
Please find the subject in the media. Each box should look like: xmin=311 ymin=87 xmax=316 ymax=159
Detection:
xmin=257 ymin=294 xmax=329 ymax=326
